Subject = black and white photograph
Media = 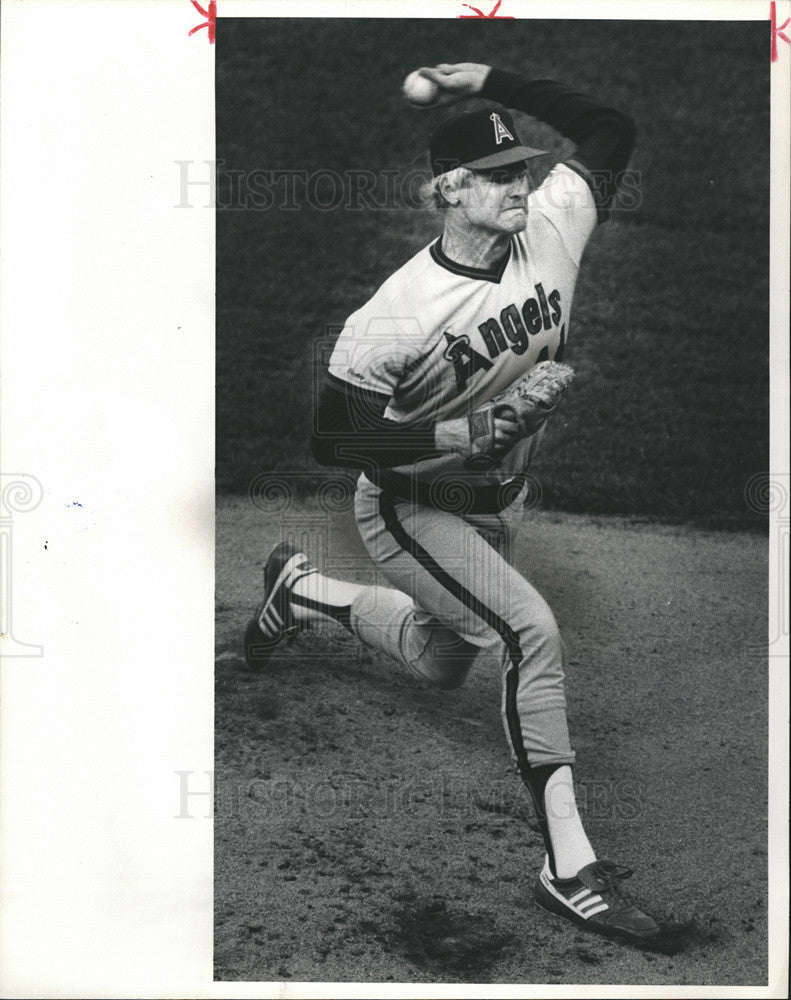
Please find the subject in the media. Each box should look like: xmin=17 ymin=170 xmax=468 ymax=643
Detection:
xmin=214 ymin=14 xmax=777 ymax=989
xmin=0 ymin=2 xmax=787 ymax=997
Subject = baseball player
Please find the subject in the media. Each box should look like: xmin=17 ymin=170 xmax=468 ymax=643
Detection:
xmin=245 ymin=62 xmax=660 ymax=944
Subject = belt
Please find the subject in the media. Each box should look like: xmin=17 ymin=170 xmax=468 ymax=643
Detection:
xmin=365 ymin=469 xmax=527 ymax=515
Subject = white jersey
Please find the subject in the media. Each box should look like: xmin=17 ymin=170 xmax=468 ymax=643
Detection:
xmin=328 ymin=163 xmax=598 ymax=483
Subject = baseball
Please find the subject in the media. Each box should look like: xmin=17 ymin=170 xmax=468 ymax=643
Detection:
xmin=402 ymin=70 xmax=439 ymax=106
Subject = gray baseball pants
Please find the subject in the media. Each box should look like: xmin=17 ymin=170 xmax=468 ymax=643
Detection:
xmin=348 ymin=474 xmax=575 ymax=770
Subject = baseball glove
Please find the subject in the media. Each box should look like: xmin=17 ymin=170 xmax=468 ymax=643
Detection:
xmin=462 ymin=361 xmax=576 ymax=470
xmin=494 ymin=360 xmax=576 ymax=436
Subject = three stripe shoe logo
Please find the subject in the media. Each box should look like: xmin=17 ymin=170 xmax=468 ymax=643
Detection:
xmin=257 ymin=602 xmax=283 ymax=638
xmin=257 ymin=553 xmax=312 ymax=638
xmin=540 ymin=864 xmax=610 ymax=920
xmin=565 ymin=887 xmax=609 ymax=920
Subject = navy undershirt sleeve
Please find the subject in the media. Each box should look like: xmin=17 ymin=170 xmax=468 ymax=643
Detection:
xmin=311 ymin=374 xmax=441 ymax=471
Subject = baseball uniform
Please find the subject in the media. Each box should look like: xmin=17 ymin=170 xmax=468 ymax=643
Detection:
xmin=308 ymin=69 xmax=636 ymax=878
xmin=246 ymin=65 xmax=661 ymax=941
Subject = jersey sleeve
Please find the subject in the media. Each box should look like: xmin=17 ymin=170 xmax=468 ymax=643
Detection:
xmin=328 ymin=312 xmax=424 ymax=398
xmin=530 ymin=163 xmax=598 ymax=268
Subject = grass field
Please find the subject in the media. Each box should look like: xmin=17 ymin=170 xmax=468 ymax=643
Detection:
xmin=216 ymin=18 xmax=770 ymax=528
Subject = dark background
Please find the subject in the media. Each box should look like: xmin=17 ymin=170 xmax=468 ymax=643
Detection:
xmin=216 ymin=18 xmax=769 ymax=528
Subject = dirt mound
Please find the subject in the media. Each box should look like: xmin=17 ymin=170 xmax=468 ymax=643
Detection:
xmin=215 ymin=499 xmax=768 ymax=986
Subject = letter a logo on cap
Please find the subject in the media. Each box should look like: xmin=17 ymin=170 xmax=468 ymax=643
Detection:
xmin=490 ymin=112 xmax=515 ymax=145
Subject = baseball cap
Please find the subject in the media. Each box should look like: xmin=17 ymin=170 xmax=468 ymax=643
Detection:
xmin=429 ymin=108 xmax=546 ymax=177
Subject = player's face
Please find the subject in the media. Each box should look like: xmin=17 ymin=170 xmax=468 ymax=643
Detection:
xmin=459 ymin=164 xmax=532 ymax=234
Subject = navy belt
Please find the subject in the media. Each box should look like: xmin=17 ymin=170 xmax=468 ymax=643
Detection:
xmin=366 ymin=469 xmax=527 ymax=515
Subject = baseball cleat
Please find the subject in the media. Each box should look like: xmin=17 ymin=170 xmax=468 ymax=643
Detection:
xmin=243 ymin=541 xmax=318 ymax=669
xmin=534 ymin=856 xmax=660 ymax=943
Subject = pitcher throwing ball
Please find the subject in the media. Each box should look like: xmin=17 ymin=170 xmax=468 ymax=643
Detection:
xmin=245 ymin=61 xmax=660 ymax=944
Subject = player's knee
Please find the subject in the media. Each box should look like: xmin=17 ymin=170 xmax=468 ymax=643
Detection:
xmin=414 ymin=650 xmax=474 ymax=690
xmin=412 ymin=632 xmax=477 ymax=690
xmin=538 ymin=610 xmax=561 ymax=646
xmin=514 ymin=605 xmax=562 ymax=657
xmin=427 ymin=669 xmax=467 ymax=691
xmin=406 ymin=661 xmax=469 ymax=690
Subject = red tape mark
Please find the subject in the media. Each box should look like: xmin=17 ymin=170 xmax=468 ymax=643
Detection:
xmin=189 ymin=0 xmax=216 ymax=43
xmin=458 ymin=1 xmax=514 ymax=18
xmin=771 ymin=1 xmax=790 ymax=61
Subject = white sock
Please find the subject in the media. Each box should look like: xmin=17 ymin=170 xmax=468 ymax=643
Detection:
xmin=290 ymin=572 xmax=365 ymax=626
xmin=543 ymin=765 xmax=597 ymax=879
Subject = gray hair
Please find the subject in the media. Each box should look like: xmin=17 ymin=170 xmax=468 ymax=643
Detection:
xmin=418 ymin=166 xmax=475 ymax=211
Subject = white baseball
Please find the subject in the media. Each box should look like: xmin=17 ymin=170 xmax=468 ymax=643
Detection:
xmin=402 ymin=70 xmax=439 ymax=106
